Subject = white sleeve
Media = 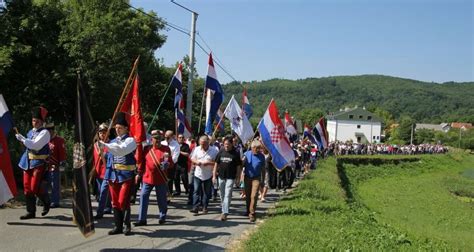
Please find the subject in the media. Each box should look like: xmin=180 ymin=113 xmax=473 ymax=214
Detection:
xmin=23 ymin=130 xmax=51 ymax=151
xmin=171 ymin=141 xmax=180 ymax=163
xmin=104 ymin=137 xmax=137 ymax=157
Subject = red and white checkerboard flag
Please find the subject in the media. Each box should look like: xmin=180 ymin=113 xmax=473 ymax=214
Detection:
xmin=257 ymin=99 xmax=295 ymax=171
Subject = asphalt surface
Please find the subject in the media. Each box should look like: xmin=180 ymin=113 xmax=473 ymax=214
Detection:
xmin=0 ymin=184 xmax=287 ymax=252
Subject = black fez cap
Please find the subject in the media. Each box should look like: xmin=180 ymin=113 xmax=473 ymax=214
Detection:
xmin=115 ymin=112 xmax=128 ymax=127
xmin=32 ymin=106 xmax=48 ymax=121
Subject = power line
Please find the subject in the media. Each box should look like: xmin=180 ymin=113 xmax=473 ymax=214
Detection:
xmin=196 ymin=32 xmax=240 ymax=84
xmin=125 ymin=2 xmax=239 ymax=84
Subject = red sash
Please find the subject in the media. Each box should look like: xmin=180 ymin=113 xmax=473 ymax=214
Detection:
xmin=149 ymin=149 xmax=169 ymax=182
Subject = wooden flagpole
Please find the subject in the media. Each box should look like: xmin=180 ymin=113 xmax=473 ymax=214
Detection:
xmin=106 ymin=56 xmax=140 ymax=139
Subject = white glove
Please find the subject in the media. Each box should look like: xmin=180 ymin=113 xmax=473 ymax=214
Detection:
xmin=15 ymin=134 xmax=26 ymax=142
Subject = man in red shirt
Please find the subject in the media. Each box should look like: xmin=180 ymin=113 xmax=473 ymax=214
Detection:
xmin=134 ymin=130 xmax=173 ymax=226
xmin=45 ymin=123 xmax=66 ymax=208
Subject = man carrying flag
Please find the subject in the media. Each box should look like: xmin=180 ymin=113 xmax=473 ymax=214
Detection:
xmin=0 ymin=94 xmax=17 ymax=206
xmin=15 ymin=106 xmax=51 ymax=219
xmin=204 ymin=53 xmax=224 ymax=136
xmin=101 ymin=112 xmax=137 ymax=236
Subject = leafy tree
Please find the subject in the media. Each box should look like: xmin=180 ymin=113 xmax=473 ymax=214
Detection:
xmin=414 ymin=129 xmax=435 ymax=144
xmin=295 ymin=108 xmax=324 ymax=125
xmin=0 ymin=0 xmax=71 ymax=125
xmin=58 ymin=0 xmax=167 ymax=123
xmin=390 ymin=116 xmax=415 ymax=144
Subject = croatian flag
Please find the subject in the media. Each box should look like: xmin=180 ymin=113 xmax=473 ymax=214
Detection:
xmin=303 ymin=123 xmax=317 ymax=144
xmin=313 ymin=117 xmax=328 ymax=150
xmin=171 ymin=63 xmax=183 ymax=109
xmin=242 ymin=88 xmax=253 ymax=119
xmin=172 ymin=64 xmax=192 ymax=138
xmin=0 ymin=94 xmax=17 ymax=205
xmin=177 ymin=99 xmax=192 ymax=138
xmin=204 ymin=53 xmax=224 ymax=135
xmin=258 ymin=100 xmax=295 ymax=171
xmin=284 ymin=111 xmax=297 ymax=136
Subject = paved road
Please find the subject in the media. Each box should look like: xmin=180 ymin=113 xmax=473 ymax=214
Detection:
xmin=0 ymin=185 xmax=287 ymax=251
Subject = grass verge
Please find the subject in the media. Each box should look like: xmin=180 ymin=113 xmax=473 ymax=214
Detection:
xmin=240 ymin=153 xmax=473 ymax=250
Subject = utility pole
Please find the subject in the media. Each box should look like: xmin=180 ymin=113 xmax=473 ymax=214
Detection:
xmin=410 ymin=124 xmax=414 ymax=145
xmin=171 ymin=0 xmax=198 ymax=126
xmin=459 ymin=127 xmax=463 ymax=148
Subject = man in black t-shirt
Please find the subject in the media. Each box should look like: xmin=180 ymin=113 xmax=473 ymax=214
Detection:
xmin=213 ymin=137 xmax=242 ymax=221
xmin=173 ymin=134 xmax=190 ymax=196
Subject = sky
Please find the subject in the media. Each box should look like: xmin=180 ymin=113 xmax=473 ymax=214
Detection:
xmin=130 ymin=0 xmax=473 ymax=84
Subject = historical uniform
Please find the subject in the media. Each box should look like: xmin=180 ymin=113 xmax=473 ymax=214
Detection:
xmin=93 ymin=123 xmax=112 ymax=219
xmin=102 ymin=112 xmax=136 ymax=235
xmin=46 ymin=123 xmax=66 ymax=208
xmin=134 ymin=130 xmax=173 ymax=226
xmin=16 ymin=107 xmax=51 ymax=219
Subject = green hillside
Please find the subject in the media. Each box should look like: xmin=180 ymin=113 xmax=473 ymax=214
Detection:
xmin=223 ymin=75 xmax=474 ymax=124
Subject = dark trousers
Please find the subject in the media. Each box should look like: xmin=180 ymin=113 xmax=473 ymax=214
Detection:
xmin=173 ymin=165 xmax=189 ymax=194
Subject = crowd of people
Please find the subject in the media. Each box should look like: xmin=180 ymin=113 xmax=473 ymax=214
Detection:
xmin=327 ymin=141 xmax=449 ymax=155
xmin=11 ymin=105 xmax=449 ymax=236
xmin=12 ymin=107 xmax=313 ymax=236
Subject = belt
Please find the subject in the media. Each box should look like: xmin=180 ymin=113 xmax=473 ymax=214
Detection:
xmin=114 ymin=164 xmax=136 ymax=171
xmin=28 ymin=153 xmax=48 ymax=160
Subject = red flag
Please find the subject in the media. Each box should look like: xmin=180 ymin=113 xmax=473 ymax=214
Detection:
xmin=120 ymin=74 xmax=146 ymax=169
xmin=0 ymin=128 xmax=17 ymax=205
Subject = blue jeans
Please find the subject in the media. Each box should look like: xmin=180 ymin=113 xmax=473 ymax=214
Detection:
xmin=138 ymin=183 xmax=168 ymax=222
xmin=218 ymin=178 xmax=234 ymax=214
xmin=192 ymin=177 xmax=212 ymax=210
xmin=96 ymin=178 xmax=112 ymax=215
xmin=49 ymin=169 xmax=60 ymax=205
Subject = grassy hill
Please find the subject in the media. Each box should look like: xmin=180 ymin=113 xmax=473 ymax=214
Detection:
xmin=223 ymin=75 xmax=474 ymax=124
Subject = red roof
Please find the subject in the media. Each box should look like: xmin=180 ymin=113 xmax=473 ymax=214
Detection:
xmin=451 ymin=122 xmax=473 ymax=129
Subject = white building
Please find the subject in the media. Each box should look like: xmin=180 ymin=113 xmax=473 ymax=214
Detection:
xmin=326 ymin=107 xmax=382 ymax=143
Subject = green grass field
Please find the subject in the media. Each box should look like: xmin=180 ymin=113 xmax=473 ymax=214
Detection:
xmin=241 ymin=152 xmax=474 ymax=251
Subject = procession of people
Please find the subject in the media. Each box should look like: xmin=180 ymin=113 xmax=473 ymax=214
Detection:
xmin=6 ymin=106 xmax=300 ymax=234
xmin=9 ymin=101 xmax=451 ymax=237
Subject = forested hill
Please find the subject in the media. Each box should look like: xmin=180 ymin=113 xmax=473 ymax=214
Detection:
xmin=222 ymin=75 xmax=474 ymax=124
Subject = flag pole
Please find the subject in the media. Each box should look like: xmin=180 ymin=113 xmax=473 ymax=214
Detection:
xmin=197 ymin=87 xmax=206 ymax=135
xmin=211 ymin=102 xmax=230 ymax=137
xmin=148 ymin=62 xmax=184 ymax=132
xmin=107 ymin=56 xmax=140 ymax=138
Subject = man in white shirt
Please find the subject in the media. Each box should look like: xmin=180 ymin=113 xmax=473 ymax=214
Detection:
xmin=189 ymin=135 xmax=218 ymax=215
xmin=161 ymin=130 xmax=180 ymax=197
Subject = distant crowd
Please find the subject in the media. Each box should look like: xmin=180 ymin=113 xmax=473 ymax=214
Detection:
xmin=327 ymin=141 xmax=449 ymax=156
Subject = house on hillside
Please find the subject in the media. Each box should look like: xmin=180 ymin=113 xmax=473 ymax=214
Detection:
xmin=326 ymin=106 xmax=382 ymax=143
xmin=415 ymin=123 xmax=450 ymax=132
xmin=451 ymin=122 xmax=472 ymax=131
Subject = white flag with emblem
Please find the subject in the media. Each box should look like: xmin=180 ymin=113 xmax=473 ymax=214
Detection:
xmin=223 ymin=95 xmax=254 ymax=144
